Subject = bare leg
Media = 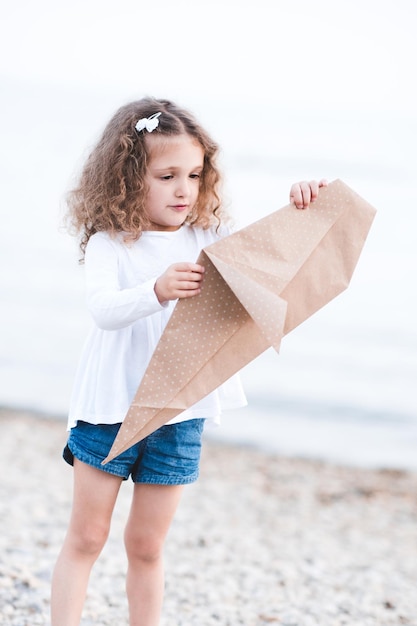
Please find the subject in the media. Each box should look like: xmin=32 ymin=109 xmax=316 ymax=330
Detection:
xmin=124 ymin=483 xmax=184 ymax=626
xmin=51 ymin=459 xmax=123 ymax=626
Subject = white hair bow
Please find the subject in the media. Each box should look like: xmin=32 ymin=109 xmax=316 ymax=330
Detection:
xmin=135 ymin=112 xmax=162 ymax=133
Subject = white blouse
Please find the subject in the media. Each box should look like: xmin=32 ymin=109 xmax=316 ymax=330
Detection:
xmin=67 ymin=224 xmax=247 ymax=429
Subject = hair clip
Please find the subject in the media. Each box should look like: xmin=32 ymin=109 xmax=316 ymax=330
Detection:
xmin=135 ymin=112 xmax=161 ymax=133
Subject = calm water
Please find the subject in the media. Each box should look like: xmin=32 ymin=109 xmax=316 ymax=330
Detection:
xmin=1 ymin=81 xmax=416 ymax=469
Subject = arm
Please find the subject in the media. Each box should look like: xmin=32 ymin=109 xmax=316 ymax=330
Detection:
xmin=85 ymin=235 xmax=205 ymax=330
xmin=85 ymin=235 xmax=167 ymax=330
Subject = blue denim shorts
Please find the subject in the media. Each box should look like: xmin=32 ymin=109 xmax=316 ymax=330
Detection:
xmin=63 ymin=419 xmax=205 ymax=485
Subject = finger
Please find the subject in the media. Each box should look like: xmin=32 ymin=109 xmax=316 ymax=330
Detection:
xmin=289 ymin=184 xmax=304 ymax=209
xmin=290 ymin=182 xmax=312 ymax=209
xmin=311 ymin=179 xmax=329 ymax=202
xmin=298 ymin=181 xmax=312 ymax=208
xmin=309 ymin=180 xmax=320 ymax=203
xmin=176 ymin=286 xmax=202 ymax=299
xmin=291 ymin=179 xmax=328 ymax=209
xmin=173 ymin=262 xmax=205 ymax=274
xmin=177 ymin=279 xmax=203 ymax=291
xmin=171 ymin=273 xmax=204 ymax=290
xmin=182 ymin=271 xmax=204 ymax=283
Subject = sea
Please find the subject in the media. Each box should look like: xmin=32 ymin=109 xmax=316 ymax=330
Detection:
xmin=1 ymin=79 xmax=416 ymax=470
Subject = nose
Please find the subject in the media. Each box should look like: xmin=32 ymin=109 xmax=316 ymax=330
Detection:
xmin=175 ymin=177 xmax=190 ymax=198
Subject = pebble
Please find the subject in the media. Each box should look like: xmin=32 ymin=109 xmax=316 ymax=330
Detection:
xmin=1 ymin=409 xmax=417 ymax=625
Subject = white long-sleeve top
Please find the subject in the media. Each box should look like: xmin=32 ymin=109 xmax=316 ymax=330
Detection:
xmin=67 ymin=224 xmax=247 ymax=429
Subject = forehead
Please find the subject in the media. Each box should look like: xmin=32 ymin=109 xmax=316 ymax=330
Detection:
xmin=146 ymin=134 xmax=204 ymax=167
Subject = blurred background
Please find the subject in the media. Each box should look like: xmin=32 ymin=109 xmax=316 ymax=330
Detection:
xmin=0 ymin=0 xmax=416 ymax=469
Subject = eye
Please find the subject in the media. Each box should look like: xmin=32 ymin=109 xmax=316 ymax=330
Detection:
xmin=160 ymin=175 xmax=173 ymax=180
xmin=189 ymin=173 xmax=201 ymax=180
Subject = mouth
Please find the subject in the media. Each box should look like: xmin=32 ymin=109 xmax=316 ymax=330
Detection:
xmin=170 ymin=205 xmax=189 ymax=212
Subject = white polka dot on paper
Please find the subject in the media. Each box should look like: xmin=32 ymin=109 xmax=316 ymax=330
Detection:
xmin=107 ymin=179 xmax=376 ymax=461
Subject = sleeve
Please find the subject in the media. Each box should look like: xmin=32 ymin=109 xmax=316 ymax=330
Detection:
xmin=84 ymin=234 xmax=167 ymax=331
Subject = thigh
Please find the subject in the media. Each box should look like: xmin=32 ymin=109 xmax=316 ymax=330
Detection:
xmin=125 ymin=483 xmax=184 ymax=550
xmin=68 ymin=459 xmax=123 ymax=538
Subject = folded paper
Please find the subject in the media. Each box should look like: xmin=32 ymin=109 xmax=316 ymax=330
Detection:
xmin=103 ymin=179 xmax=376 ymax=464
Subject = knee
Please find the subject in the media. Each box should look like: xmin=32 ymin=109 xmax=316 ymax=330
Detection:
xmin=69 ymin=520 xmax=110 ymax=558
xmin=124 ymin=527 xmax=164 ymax=564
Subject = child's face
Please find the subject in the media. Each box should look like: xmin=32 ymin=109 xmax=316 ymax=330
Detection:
xmin=144 ymin=134 xmax=204 ymax=231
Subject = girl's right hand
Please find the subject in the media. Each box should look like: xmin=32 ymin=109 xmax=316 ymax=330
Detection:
xmin=154 ymin=262 xmax=205 ymax=303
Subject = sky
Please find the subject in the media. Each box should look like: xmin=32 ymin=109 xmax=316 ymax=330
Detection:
xmin=2 ymin=0 xmax=415 ymax=207
xmin=1 ymin=0 xmax=416 ymax=116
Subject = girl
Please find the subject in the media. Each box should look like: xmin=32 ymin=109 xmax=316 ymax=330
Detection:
xmin=51 ymin=96 xmax=327 ymax=626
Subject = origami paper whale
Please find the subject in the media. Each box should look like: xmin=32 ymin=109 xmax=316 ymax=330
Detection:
xmin=103 ymin=179 xmax=376 ymax=464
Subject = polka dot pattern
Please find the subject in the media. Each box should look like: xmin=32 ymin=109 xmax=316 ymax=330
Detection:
xmin=103 ymin=179 xmax=376 ymax=463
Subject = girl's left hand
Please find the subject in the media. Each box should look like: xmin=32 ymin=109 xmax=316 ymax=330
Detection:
xmin=290 ymin=179 xmax=328 ymax=209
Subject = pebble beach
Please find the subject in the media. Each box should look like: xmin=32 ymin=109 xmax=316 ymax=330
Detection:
xmin=1 ymin=408 xmax=417 ymax=626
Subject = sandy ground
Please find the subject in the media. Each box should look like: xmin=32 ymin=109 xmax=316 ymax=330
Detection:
xmin=1 ymin=408 xmax=416 ymax=625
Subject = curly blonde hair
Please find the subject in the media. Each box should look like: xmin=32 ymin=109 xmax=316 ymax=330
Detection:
xmin=66 ymin=97 xmax=227 ymax=258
